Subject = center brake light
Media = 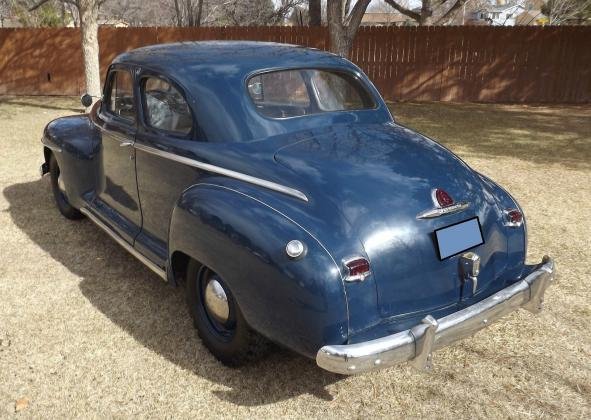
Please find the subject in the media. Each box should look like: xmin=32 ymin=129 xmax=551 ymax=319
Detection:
xmin=344 ymin=257 xmax=371 ymax=282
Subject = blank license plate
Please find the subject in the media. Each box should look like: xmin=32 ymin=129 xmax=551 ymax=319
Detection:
xmin=434 ymin=217 xmax=484 ymax=260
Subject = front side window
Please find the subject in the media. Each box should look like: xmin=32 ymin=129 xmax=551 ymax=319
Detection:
xmin=247 ymin=69 xmax=375 ymax=119
xmin=106 ymin=70 xmax=135 ymax=122
xmin=142 ymin=77 xmax=193 ymax=135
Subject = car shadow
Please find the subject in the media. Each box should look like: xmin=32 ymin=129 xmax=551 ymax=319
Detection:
xmin=2 ymin=178 xmax=342 ymax=405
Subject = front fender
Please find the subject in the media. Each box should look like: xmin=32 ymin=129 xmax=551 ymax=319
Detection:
xmin=42 ymin=114 xmax=100 ymax=208
xmin=168 ymin=182 xmax=349 ymax=357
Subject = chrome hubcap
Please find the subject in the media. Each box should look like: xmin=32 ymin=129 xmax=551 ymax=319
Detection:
xmin=204 ymin=277 xmax=229 ymax=324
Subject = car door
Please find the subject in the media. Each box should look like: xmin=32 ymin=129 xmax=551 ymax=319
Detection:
xmin=93 ymin=66 xmax=142 ymax=244
xmin=133 ymin=74 xmax=198 ymax=266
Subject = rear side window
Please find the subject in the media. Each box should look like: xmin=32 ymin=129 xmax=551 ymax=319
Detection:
xmin=106 ymin=70 xmax=135 ymax=122
xmin=247 ymin=69 xmax=375 ymax=118
xmin=142 ymin=77 xmax=193 ymax=135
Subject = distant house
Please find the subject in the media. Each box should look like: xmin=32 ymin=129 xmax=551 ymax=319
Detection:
xmin=469 ymin=0 xmax=526 ymax=26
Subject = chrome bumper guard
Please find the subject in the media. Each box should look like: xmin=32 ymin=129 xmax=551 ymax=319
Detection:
xmin=316 ymin=256 xmax=555 ymax=375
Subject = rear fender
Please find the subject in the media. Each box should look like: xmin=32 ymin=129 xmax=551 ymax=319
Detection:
xmin=168 ymin=182 xmax=349 ymax=357
xmin=477 ymin=172 xmax=527 ymax=279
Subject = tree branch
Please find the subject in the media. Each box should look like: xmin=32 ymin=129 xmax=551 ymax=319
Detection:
xmin=435 ymin=0 xmax=466 ymax=24
xmin=345 ymin=0 xmax=370 ymax=38
xmin=28 ymin=0 xmax=53 ymax=12
xmin=383 ymin=0 xmax=421 ymax=22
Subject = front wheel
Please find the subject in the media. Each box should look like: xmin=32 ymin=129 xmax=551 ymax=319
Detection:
xmin=49 ymin=154 xmax=83 ymax=220
xmin=186 ymin=260 xmax=270 ymax=366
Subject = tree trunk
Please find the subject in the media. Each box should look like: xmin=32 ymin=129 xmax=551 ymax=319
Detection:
xmin=327 ymin=0 xmax=370 ymax=58
xmin=309 ymin=0 xmax=321 ymax=25
xmin=187 ymin=0 xmax=194 ymax=26
xmin=327 ymin=0 xmax=350 ymax=57
xmin=79 ymin=2 xmax=101 ymax=100
xmin=195 ymin=0 xmax=203 ymax=27
xmin=420 ymin=0 xmax=434 ymax=25
xmin=173 ymin=0 xmax=183 ymax=26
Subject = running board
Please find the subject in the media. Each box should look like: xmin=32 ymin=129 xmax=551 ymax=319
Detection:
xmin=80 ymin=207 xmax=167 ymax=282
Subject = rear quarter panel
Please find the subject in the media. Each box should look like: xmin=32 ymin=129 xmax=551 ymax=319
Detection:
xmin=168 ymin=181 xmax=349 ymax=357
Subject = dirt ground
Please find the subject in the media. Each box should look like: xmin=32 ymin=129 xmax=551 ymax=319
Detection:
xmin=0 ymin=97 xmax=589 ymax=418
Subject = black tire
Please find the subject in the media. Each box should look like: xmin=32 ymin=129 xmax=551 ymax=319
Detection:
xmin=49 ymin=154 xmax=83 ymax=220
xmin=186 ymin=260 xmax=270 ymax=367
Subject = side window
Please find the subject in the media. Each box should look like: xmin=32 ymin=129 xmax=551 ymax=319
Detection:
xmin=142 ymin=77 xmax=193 ymax=135
xmin=106 ymin=70 xmax=136 ymax=122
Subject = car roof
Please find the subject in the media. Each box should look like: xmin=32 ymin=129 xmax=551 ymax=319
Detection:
xmin=111 ymin=41 xmax=391 ymax=143
xmin=113 ymin=41 xmax=351 ymax=76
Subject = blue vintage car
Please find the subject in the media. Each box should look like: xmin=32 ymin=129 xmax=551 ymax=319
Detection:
xmin=40 ymin=41 xmax=555 ymax=374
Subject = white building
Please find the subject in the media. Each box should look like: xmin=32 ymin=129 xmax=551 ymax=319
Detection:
xmin=471 ymin=0 xmax=527 ymax=26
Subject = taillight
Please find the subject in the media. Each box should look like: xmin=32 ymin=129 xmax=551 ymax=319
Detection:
xmin=344 ymin=257 xmax=371 ymax=282
xmin=434 ymin=188 xmax=454 ymax=207
xmin=504 ymin=208 xmax=523 ymax=227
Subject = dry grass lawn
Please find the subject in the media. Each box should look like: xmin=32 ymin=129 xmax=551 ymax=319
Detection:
xmin=0 ymin=96 xmax=590 ymax=418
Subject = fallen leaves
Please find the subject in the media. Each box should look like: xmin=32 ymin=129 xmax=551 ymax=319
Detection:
xmin=15 ymin=397 xmax=29 ymax=413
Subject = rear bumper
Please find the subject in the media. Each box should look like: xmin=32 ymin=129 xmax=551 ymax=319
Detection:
xmin=316 ymin=256 xmax=555 ymax=374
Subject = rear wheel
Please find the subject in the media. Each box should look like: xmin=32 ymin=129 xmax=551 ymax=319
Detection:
xmin=49 ymin=154 xmax=83 ymax=220
xmin=186 ymin=260 xmax=270 ymax=366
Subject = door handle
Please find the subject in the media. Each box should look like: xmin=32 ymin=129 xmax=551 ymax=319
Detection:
xmin=120 ymin=140 xmax=134 ymax=147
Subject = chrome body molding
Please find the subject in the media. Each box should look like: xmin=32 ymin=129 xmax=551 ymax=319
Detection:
xmin=416 ymin=201 xmax=470 ymax=219
xmin=80 ymin=207 xmax=167 ymax=281
xmin=316 ymin=256 xmax=555 ymax=375
xmin=133 ymin=142 xmax=309 ymax=203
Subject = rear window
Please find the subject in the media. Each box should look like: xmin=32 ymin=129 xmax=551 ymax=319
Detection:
xmin=247 ymin=69 xmax=375 ymax=119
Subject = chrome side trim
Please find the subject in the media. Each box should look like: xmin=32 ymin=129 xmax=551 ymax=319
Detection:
xmin=416 ymin=201 xmax=470 ymax=219
xmin=133 ymin=142 xmax=309 ymax=203
xmin=80 ymin=207 xmax=167 ymax=281
xmin=316 ymin=256 xmax=555 ymax=375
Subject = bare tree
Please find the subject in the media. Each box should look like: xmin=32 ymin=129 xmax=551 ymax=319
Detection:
xmin=30 ymin=0 xmax=106 ymax=99
xmin=99 ymin=0 xmax=142 ymax=25
xmin=542 ymin=0 xmax=591 ymax=25
xmin=172 ymin=0 xmax=204 ymax=26
xmin=272 ymin=0 xmax=306 ymax=24
xmin=384 ymin=0 xmax=466 ymax=25
xmin=11 ymin=0 xmax=71 ymax=26
xmin=327 ymin=0 xmax=371 ymax=57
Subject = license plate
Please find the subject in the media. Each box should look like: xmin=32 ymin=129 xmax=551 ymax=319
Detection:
xmin=434 ymin=217 xmax=484 ymax=260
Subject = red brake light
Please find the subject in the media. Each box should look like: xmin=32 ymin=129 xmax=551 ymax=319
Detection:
xmin=505 ymin=208 xmax=523 ymax=226
xmin=435 ymin=189 xmax=454 ymax=208
xmin=344 ymin=257 xmax=371 ymax=282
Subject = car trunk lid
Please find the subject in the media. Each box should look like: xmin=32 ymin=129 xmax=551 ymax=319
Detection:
xmin=274 ymin=123 xmax=510 ymax=318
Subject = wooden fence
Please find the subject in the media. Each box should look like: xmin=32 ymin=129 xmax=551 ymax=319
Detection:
xmin=0 ymin=26 xmax=589 ymax=102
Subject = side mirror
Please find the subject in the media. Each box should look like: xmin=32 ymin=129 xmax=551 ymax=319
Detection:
xmin=80 ymin=93 xmax=93 ymax=107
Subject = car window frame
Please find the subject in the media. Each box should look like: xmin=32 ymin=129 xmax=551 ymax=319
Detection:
xmin=102 ymin=65 xmax=138 ymax=127
xmin=138 ymin=74 xmax=196 ymax=139
xmin=244 ymin=67 xmax=378 ymax=121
